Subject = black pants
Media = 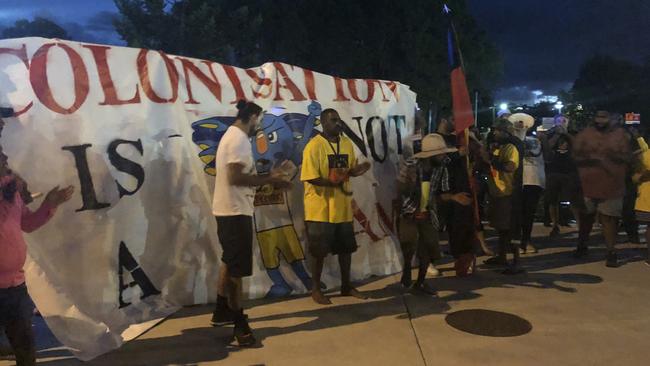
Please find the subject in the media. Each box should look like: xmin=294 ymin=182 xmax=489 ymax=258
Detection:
xmin=622 ymin=176 xmax=638 ymax=239
xmin=522 ymin=185 xmax=543 ymax=244
xmin=0 ymin=284 xmax=35 ymax=366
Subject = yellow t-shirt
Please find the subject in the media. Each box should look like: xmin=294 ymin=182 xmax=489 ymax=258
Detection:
xmin=419 ymin=181 xmax=431 ymax=213
xmin=635 ymin=138 xmax=650 ymax=213
xmin=488 ymin=143 xmax=519 ymax=197
xmin=301 ymin=134 xmax=357 ymax=223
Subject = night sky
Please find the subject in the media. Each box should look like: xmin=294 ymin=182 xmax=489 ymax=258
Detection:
xmin=1 ymin=0 xmax=648 ymax=105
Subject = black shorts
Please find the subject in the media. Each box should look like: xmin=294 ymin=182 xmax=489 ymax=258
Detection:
xmin=305 ymin=221 xmax=358 ymax=258
xmin=545 ymin=173 xmax=581 ymax=204
xmin=489 ymin=195 xmax=512 ymax=231
xmin=216 ymin=215 xmax=253 ymax=278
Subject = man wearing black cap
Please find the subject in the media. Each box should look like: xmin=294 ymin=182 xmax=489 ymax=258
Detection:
xmin=484 ymin=119 xmax=524 ymax=274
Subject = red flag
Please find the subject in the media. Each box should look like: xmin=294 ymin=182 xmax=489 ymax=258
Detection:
xmin=451 ymin=67 xmax=474 ymax=134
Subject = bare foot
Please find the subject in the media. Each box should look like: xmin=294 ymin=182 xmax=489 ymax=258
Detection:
xmin=311 ymin=290 xmax=332 ymax=305
xmin=341 ymin=287 xmax=368 ymax=300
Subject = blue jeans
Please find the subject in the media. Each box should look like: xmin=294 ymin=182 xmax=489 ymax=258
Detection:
xmin=0 ymin=283 xmax=35 ymax=366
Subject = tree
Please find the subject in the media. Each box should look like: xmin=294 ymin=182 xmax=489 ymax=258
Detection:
xmin=567 ymin=54 xmax=650 ymax=129
xmin=2 ymin=17 xmax=69 ymax=39
xmin=113 ymin=0 xmax=502 ymax=113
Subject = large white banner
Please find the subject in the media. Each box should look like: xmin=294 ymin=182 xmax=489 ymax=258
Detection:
xmin=0 ymin=37 xmax=416 ymax=360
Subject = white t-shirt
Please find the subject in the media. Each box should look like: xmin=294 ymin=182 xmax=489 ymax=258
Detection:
xmin=523 ymin=136 xmax=546 ymax=188
xmin=212 ymin=126 xmax=256 ymax=216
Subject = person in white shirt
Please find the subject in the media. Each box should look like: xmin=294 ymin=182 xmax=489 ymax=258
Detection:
xmin=210 ymin=100 xmax=290 ymax=347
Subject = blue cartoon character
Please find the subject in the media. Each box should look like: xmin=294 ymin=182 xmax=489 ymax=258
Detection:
xmin=191 ymin=101 xmax=321 ymax=298
xmin=251 ymin=101 xmax=321 ymax=297
xmin=191 ymin=116 xmax=236 ymax=176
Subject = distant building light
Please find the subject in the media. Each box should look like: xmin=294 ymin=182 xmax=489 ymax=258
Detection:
xmin=536 ymin=95 xmax=559 ymax=103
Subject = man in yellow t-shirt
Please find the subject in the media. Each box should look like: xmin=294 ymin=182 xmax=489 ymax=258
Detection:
xmin=484 ymin=119 xmax=522 ymax=274
xmin=301 ymin=108 xmax=371 ymax=305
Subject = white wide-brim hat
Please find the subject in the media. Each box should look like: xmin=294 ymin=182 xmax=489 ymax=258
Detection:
xmin=413 ymin=133 xmax=458 ymax=159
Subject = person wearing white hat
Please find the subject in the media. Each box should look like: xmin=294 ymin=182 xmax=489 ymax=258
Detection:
xmin=397 ymin=134 xmax=472 ymax=293
xmin=509 ymin=113 xmax=545 ymax=254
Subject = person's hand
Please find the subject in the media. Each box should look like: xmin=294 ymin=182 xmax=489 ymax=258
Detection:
xmin=43 ymin=185 xmax=74 ymax=207
xmin=270 ymin=161 xmax=293 ymax=180
xmin=269 ymin=163 xmax=293 ymax=190
xmin=398 ymin=164 xmax=416 ymax=183
xmin=452 ymin=192 xmax=472 ymax=206
xmin=350 ymin=161 xmax=371 ymax=177
xmin=458 ymin=145 xmax=468 ymax=157
xmin=270 ymin=178 xmax=292 ymax=190
xmin=632 ymin=173 xmax=643 ymax=183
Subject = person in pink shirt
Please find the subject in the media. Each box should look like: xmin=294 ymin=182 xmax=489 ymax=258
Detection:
xmin=0 ymin=127 xmax=73 ymax=366
xmin=572 ymin=110 xmax=632 ymax=267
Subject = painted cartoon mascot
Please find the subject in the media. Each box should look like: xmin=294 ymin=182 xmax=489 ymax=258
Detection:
xmin=192 ymin=101 xmax=321 ymax=297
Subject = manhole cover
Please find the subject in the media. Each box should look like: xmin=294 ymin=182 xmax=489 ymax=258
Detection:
xmin=445 ymin=309 xmax=532 ymax=337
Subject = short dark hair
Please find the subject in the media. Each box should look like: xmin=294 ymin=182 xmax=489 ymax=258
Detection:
xmin=320 ymin=108 xmax=338 ymax=121
xmin=235 ymin=100 xmax=263 ymax=123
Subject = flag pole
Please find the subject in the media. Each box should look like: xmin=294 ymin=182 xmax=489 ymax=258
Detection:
xmin=444 ymin=3 xmax=482 ymax=263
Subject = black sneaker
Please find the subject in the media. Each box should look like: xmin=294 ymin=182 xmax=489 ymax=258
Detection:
xmin=211 ymin=296 xmax=247 ymax=326
xmin=606 ymin=252 xmax=620 ymax=268
xmin=572 ymin=246 xmax=589 ymax=259
xmin=484 ymin=256 xmax=508 ymax=266
xmin=233 ymin=316 xmax=256 ymax=347
xmin=400 ymin=271 xmax=412 ymax=289
xmin=211 ymin=305 xmax=236 ymax=326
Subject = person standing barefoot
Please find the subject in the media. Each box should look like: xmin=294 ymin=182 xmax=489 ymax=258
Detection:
xmin=301 ymin=108 xmax=371 ymax=305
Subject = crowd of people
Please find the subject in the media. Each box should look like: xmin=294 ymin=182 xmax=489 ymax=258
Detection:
xmin=1 ymin=100 xmax=649 ymax=360
xmin=211 ymin=102 xmax=650 ymax=346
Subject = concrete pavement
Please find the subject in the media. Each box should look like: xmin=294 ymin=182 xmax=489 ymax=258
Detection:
xmin=2 ymin=223 xmax=649 ymax=366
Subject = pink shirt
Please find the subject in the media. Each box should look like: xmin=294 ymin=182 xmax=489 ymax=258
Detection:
xmin=0 ymin=176 xmax=55 ymax=288
xmin=573 ymin=126 xmax=631 ymax=199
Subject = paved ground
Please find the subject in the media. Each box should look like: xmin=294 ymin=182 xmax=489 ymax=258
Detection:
xmin=2 ymin=223 xmax=649 ymax=366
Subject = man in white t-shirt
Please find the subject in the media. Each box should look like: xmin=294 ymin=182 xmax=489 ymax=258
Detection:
xmin=211 ymin=100 xmax=290 ymax=347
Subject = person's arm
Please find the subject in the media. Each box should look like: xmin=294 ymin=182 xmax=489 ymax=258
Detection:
xmin=491 ymin=160 xmax=516 ymax=173
xmin=637 ymin=137 xmax=649 ymax=152
xmin=397 ymin=162 xmax=417 ymax=194
xmin=440 ymin=192 xmax=472 ymax=206
xmin=349 ymin=161 xmax=371 ymax=177
xmin=571 ymin=132 xmax=597 ymax=166
xmin=227 ymin=163 xmax=290 ymax=188
xmin=491 ymin=145 xmax=518 ymax=173
xmin=609 ymin=131 xmax=634 ymax=166
xmin=21 ymin=185 xmax=73 ymax=233
xmin=224 ymin=136 xmax=290 ymax=188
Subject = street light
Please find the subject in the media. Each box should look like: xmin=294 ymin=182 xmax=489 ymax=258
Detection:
xmin=499 ymin=103 xmax=508 ymax=111
xmin=555 ymin=101 xmax=564 ymax=114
